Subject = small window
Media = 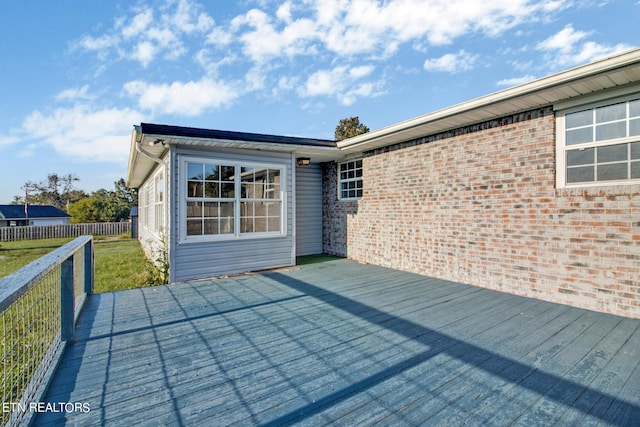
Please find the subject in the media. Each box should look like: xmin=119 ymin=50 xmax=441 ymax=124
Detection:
xmin=558 ymin=95 xmax=640 ymax=187
xmin=338 ymin=159 xmax=363 ymax=200
xmin=154 ymin=172 xmax=165 ymax=234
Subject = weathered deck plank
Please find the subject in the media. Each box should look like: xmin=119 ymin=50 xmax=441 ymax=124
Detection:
xmin=33 ymin=260 xmax=640 ymax=426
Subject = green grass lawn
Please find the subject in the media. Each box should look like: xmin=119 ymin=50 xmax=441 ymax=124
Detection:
xmin=0 ymin=236 xmax=151 ymax=293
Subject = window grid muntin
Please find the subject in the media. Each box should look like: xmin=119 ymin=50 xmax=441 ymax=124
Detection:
xmin=240 ymin=167 xmax=281 ymax=234
xmin=562 ymin=96 xmax=640 ymax=186
xmin=183 ymin=159 xmax=284 ymax=240
xmin=186 ymin=162 xmax=236 ymax=237
xmin=339 ymin=159 xmax=363 ymax=200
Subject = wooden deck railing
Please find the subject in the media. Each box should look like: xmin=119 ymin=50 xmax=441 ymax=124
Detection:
xmin=0 ymin=236 xmax=94 ymax=426
xmin=0 ymin=222 xmax=131 ymax=242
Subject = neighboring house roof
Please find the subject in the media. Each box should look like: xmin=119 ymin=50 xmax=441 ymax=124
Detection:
xmin=127 ymin=124 xmax=337 ymax=188
xmin=338 ymin=48 xmax=640 ymax=154
xmin=0 ymin=205 xmax=71 ymax=221
xmin=126 ymin=48 xmax=640 ymax=188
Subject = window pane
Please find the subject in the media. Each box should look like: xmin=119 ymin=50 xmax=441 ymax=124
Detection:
xmin=186 ymin=201 xmax=202 ymax=218
xmin=241 ymin=167 xmax=255 ymax=182
xmin=203 ymin=219 xmax=219 ymax=235
xmin=597 ymin=144 xmax=627 ymax=163
xmin=567 ymin=148 xmax=594 ymax=166
xmin=242 ymin=183 xmax=254 ymax=198
xmin=630 ymin=99 xmax=640 ymax=118
xmin=566 ymin=127 xmax=593 ymax=145
xmin=631 ymin=142 xmax=640 ymax=160
xmin=186 ymin=219 xmax=202 ymax=236
xmin=187 ymin=181 xmax=202 ymax=197
xmin=203 ymin=202 xmax=218 ymax=217
xmin=188 ymin=163 xmax=203 ymax=180
xmin=241 ymin=202 xmax=255 ymax=216
xmin=205 ymin=164 xmax=219 ymax=180
xmin=630 ymin=118 xmax=640 ymax=137
xmin=220 ymin=202 xmax=234 ymax=216
xmin=596 ymin=102 xmax=626 ymax=123
xmin=220 ymin=217 xmax=234 ymax=234
xmin=221 ymin=166 xmax=235 ymax=181
xmin=566 ymin=110 xmax=592 ymax=128
xmin=598 ymin=163 xmax=628 ymax=181
xmin=221 ymin=183 xmax=235 ymax=198
xmin=631 ymin=162 xmax=640 ymax=179
xmin=596 ymin=122 xmax=626 ymax=141
xmin=205 ymin=182 xmax=219 ymax=198
xmin=241 ymin=216 xmax=254 ymax=232
xmin=267 ymin=217 xmax=280 ymax=232
xmin=567 ymin=166 xmax=594 ymax=183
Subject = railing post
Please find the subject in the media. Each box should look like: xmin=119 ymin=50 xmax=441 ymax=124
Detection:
xmin=60 ymin=256 xmax=75 ymax=342
xmin=84 ymin=238 xmax=94 ymax=295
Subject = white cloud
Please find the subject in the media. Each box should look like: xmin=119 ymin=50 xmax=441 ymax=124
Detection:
xmin=132 ymin=41 xmax=157 ymax=67
xmin=70 ymin=0 xmax=580 ymax=107
xmin=298 ymin=65 xmax=383 ymax=105
xmin=122 ymin=8 xmax=153 ymax=38
xmin=497 ymin=75 xmax=538 ymax=87
xmin=222 ymin=0 xmax=565 ymax=61
xmin=123 ymin=78 xmax=239 ymax=116
xmin=21 ymin=105 xmax=144 ymax=163
xmin=536 ymin=24 xmax=633 ymax=68
xmin=55 ymin=85 xmax=95 ymax=102
xmin=230 ymin=8 xmax=317 ymax=63
xmin=423 ymin=50 xmax=478 ymax=73
xmin=0 ymin=135 xmax=20 ymax=147
xmin=75 ymin=0 xmax=214 ymax=67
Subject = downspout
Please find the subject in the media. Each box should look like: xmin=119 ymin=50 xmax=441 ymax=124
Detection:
xmin=134 ymin=127 xmax=165 ymax=167
xmin=133 ymin=127 xmax=171 ymax=282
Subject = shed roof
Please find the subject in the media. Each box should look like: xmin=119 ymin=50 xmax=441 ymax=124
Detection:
xmin=126 ymin=124 xmax=337 ymax=187
xmin=0 ymin=205 xmax=71 ymax=220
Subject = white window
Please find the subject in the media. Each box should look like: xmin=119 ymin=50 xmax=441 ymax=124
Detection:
xmin=557 ymin=94 xmax=640 ymax=187
xmin=338 ymin=159 xmax=363 ymax=200
xmin=181 ymin=158 xmax=285 ymax=241
xmin=154 ymin=171 xmax=165 ymax=234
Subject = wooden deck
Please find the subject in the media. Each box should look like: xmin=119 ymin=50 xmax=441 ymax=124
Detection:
xmin=35 ymin=259 xmax=639 ymax=426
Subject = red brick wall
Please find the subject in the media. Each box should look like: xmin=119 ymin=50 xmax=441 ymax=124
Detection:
xmin=323 ymin=107 xmax=640 ymax=318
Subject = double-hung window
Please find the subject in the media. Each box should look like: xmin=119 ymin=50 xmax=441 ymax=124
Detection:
xmin=183 ymin=158 xmax=284 ymax=241
xmin=338 ymin=159 xmax=363 ymax=200
xmin=154 ymin=171 xmax=165 ymax=234
xmin=557 ymin=94 xmax=640 ymax=187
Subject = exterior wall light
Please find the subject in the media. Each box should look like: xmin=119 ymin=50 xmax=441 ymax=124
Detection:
xmin=297 ymin=157 xmax=310 ymax=166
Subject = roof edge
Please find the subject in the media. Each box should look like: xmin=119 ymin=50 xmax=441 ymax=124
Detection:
xmin=140 ymin=123 xmax=337 ymax=148
xmin=338 ymin=47 xmax=640 ymax=151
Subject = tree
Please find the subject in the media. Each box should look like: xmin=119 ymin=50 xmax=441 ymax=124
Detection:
xmin=67 ymin=180 xmax=136 ymax=223
xmin=114 ymin=178 xmax=138 ymax=206
xmin=13 ymin=173 xmax=86 ymax=210
xmin=334 ymin=116 xmax=370 ymax=141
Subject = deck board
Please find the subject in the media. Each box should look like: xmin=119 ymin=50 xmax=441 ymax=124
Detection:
xmin=33 ymin=259 xmax=640 ymax=426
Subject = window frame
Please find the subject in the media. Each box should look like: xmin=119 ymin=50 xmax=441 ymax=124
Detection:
xmin=153 ymin=169 xmax=165 ymax=235
xmin=338 ymin=158 xmax=363 ymax=200
xmin=179 ymin=156 xmax=286 ymax=243
xmin=556 ymin=92 xmax=640 ymax=188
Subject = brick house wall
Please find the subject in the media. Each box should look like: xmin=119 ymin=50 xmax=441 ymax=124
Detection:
xmin=322 ymin=106 xmax=640 ymax=318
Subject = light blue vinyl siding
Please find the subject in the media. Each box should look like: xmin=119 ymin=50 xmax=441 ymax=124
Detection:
xmin=295 ymin=163 xmax=323 ymax=256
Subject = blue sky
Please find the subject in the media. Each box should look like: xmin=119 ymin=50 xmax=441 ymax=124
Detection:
xmin=0 ymin=0 xmax=637 ymax=203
